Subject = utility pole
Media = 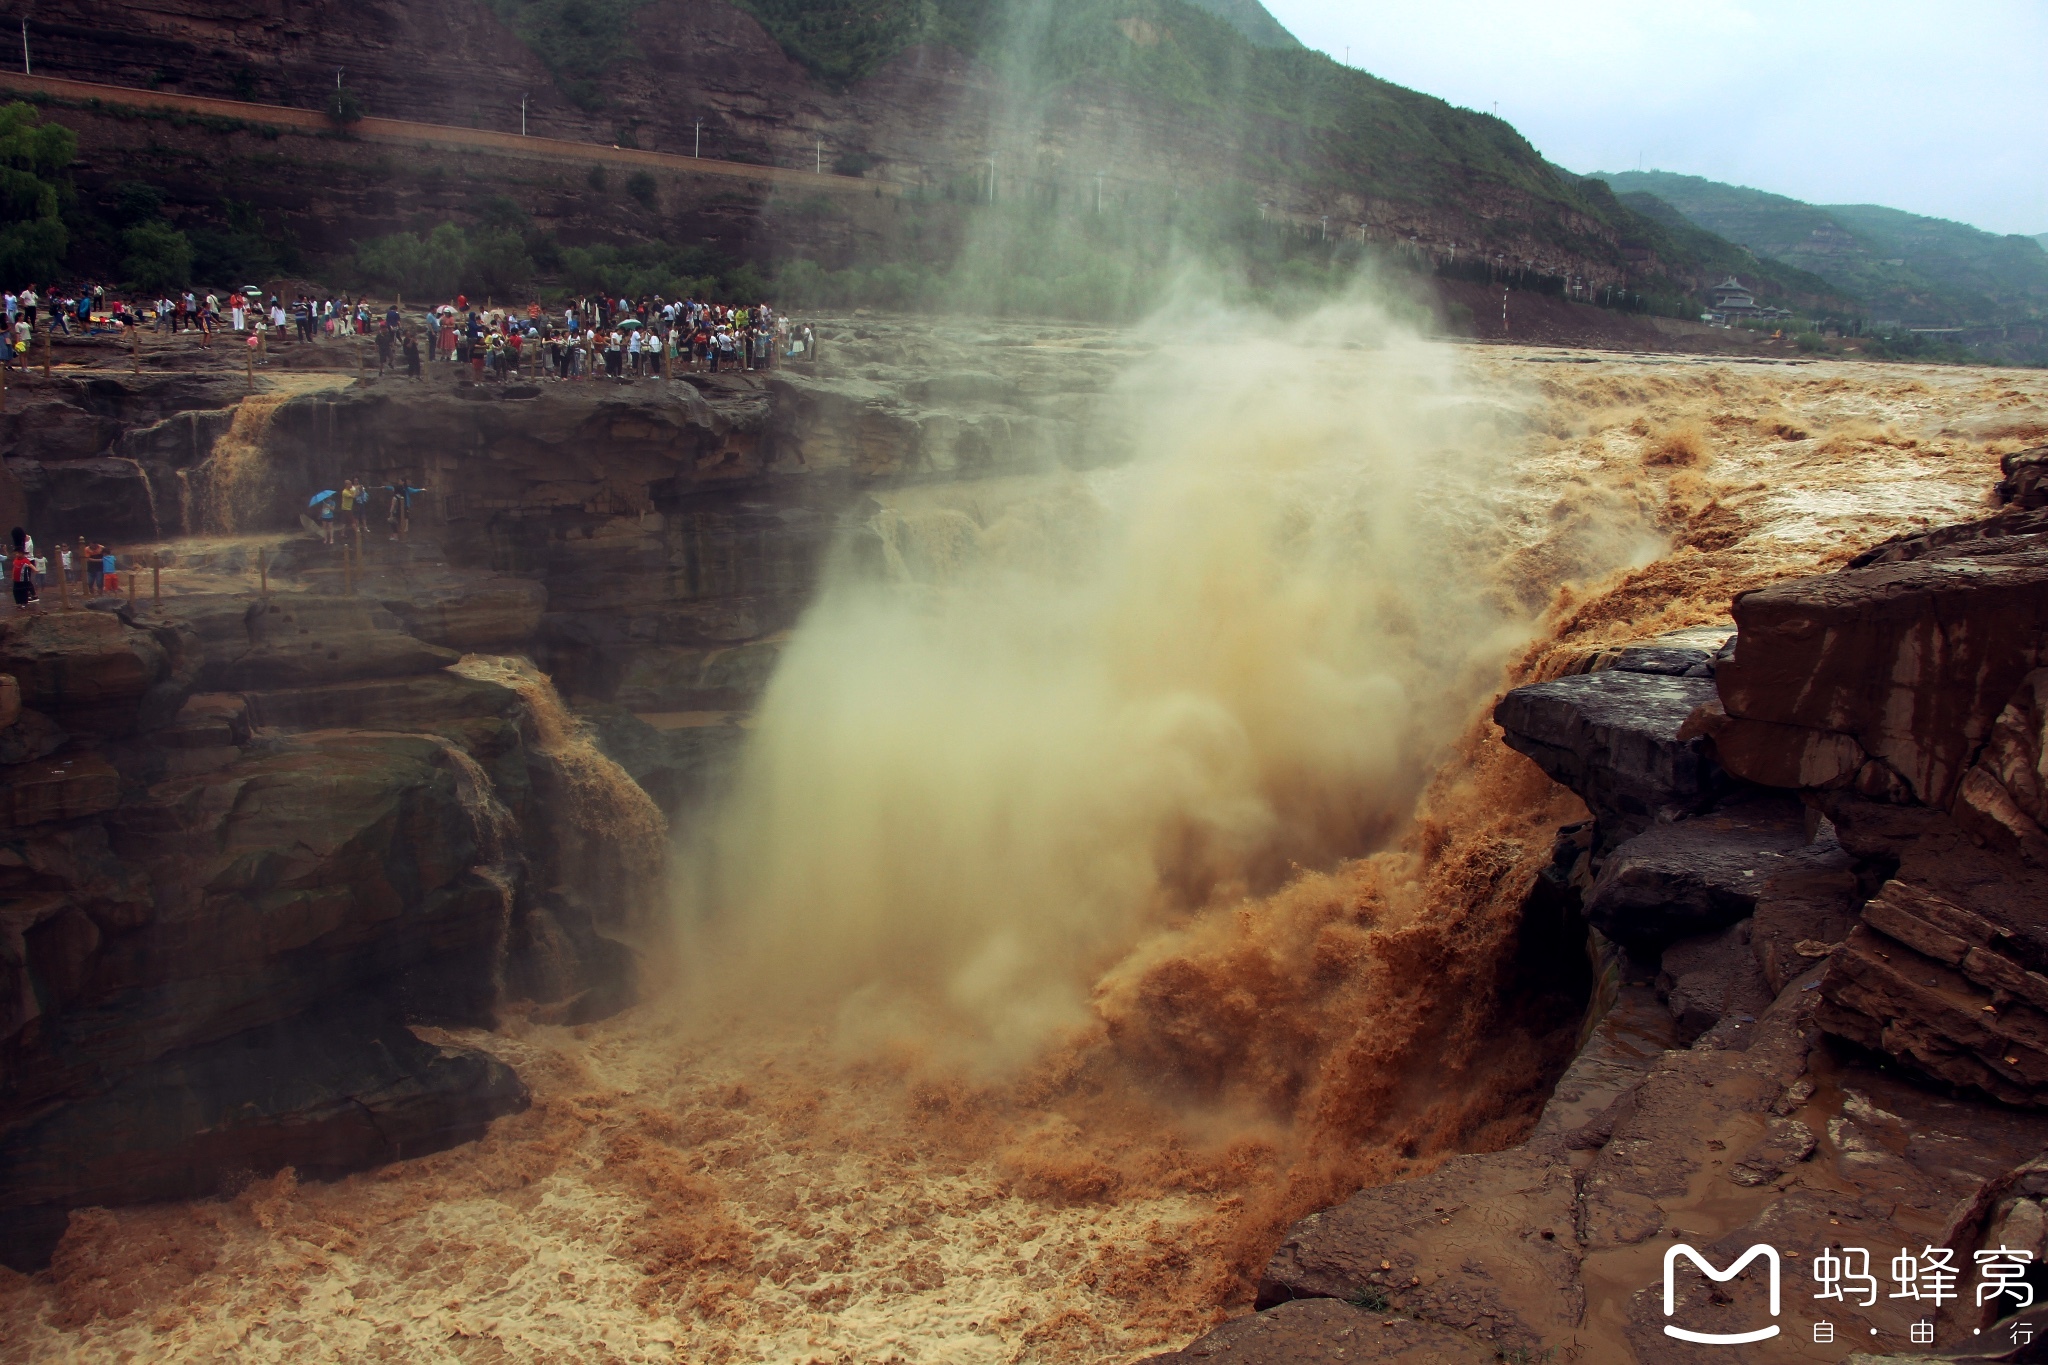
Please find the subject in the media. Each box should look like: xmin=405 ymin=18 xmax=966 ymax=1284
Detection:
xmin=815 ymin=137 xmax=822 ymax=175
xmin=521 ymin=94 xmax=527 ymax=136
xmin=19 ymin=19 xmax=27 ymax=76
xmin=1320 ymin=215 xmax=1329 ymax=241
xmin=336 ymin=67 xmax=344 ymax=88
xmin=694 ymin=119 xmax=701 ymax=158
xmin=987 ymin=156 xmax=996 ymax=205
xmin=1095 ymin=170 xmax=1104 ymax=214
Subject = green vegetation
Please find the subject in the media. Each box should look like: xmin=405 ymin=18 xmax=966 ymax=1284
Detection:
xmin=1596 ymin=170 xmax=2048 ymax=327
xmin=327 ymin=86 xmax=364 ymax=126
xmin=769 ymin=178 xmax=1397 ymax=321
xmin=485 ymin=0 xmax=650 ymax=109
xmin=0 ymin=102 xmax=76 ymax=285
xmin=1175 ymin=0 xmax=1299 ymax=49
xmin=354 ymin=223 xmax=537 ymax=299
xmin=120 ymin=220 xmax=193 ymax=292
xmin=1587 ymin=183 xmax=1856 ymax=316
xmin=1345 ymin=1285 xmax=1393 ymax=1313
xmin=625 ymin=170 xmax=657 ymax=209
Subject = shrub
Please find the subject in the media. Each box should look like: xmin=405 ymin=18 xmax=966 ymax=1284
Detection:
xmin=625 ymin=170 xmax=657 ymax=209
xmin=327 ymin=87 xmax=364 ymax=126
xmin=121 ymin=220 xmax=193 ymax=292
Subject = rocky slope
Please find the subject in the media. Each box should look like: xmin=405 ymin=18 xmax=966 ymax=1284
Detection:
xmin=1152 ymin=452 xmax=2048 ymax=1362
xmin=19 ymin=0 xmax=1771 ymax=306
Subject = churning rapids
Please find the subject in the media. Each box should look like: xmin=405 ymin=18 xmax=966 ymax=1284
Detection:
xmin=5 ymin=299 xmax=2044 ymax=1364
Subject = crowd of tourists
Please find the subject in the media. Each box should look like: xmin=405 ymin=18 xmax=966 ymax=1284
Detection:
xmin=307 ymin=478 xmax=429 ymax=545
xmin=0 ymin=281 xmax=820 ymax=383
xmin=9 ymin=527 xmax=122 ymax=611
xmin=400 ymin=295 xmax=815 ymax=382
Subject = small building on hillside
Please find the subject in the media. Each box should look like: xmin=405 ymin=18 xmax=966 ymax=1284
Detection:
xmin=1708 ymin=276 xmax=1761 ymax=314
xmin=1701 ymin=275 xmax=1794 ymax=324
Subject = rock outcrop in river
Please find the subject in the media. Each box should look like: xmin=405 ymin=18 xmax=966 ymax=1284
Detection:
xmin=1154 ymin=447 xmax=2048 ymax=1362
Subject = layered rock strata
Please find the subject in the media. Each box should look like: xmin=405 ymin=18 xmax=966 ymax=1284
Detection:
xmin=0 ymin=598 xmax=547 ymax=1267
xmin=1154 ymin=484 xmax=2048 ymax=1361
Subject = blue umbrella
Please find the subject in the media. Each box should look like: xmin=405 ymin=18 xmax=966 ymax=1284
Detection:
xmin=309 ymin=490 xmax=337 ymax=506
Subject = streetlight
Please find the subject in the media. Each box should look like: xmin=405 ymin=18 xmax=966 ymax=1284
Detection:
xmin=336 ymin=67 xmax=344 ymax=88
xmin=694 ymin=119 xmax=701 ymax=158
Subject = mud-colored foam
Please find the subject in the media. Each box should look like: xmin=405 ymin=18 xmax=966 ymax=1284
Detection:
xmin=4 ymin=341 xmax=2040 ymax=1364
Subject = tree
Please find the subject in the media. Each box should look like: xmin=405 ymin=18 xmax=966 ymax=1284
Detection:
xmin=328 ymin=86 xmax=364 ymax=125
xmin=465 ymin=227 xmax=535 ymax=297
xmin=122 ymin=220 xmax=193 ymax=292
xmin=626 ymin=171 xmax=657 ymax=209
xmin=0 ymin=102 xmax=75 ymax=283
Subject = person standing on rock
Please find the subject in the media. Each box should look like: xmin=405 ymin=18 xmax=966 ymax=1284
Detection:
xmin=403 ymin=330 xmax=421 ymax=380
xmin=384 ymin=480 xmax=426 ymax=541
xmin=83 ymin=540 xmax=104 ymax=597
xmin=10 ymin=544 xmax=36 ymax=611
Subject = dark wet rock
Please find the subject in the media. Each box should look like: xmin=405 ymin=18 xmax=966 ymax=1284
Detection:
xmin=612 ymin=637 xmax=787 ymax=713
xmin=1493 ymin=669 xmax=1722 ymax=835
xmin=210 ymin=596 xmax=459 ymax=691
xmin=576 ymin=702 xmax=748 ymax=815
xmin=1556 ymin=623 xmax=1733 ymax=679
xmin=1748 ymin=842 xmax=1861 ymax=994
xmin=1996 ymin=445 xmax=2048 ymax=511
xmin=1658 ymin=919 xmax=1775 ymax=1044
xmin=1580 ymin=797 xmax=1832 ymax=952
xmin=0 ymin=999 xmax=525 ymax=1271
xmin=0 ymin=725 xmax=523 ymax=1260
xmin=1953 ymin=667 xmax=2048 ymax=866
xmin=0 ymin=611 xmax=169 ymax=736
xmin=0 ymin=708 xmax=68 ymax=767
xmin=1848 ymin=504 xmax=2048 ymax=568
xmin=1681 ymin=694 xmax=1868 ymax=790
xmin=0 ymin=749 xmax=120 ymax=826
xmin=1717 ymin=548 xmax=2048 ymax=809
xmin=1139 ymin=1298 xmax=1496 ymax=1364
xmin=1727 ymin=1115 xmax=1816 ymax=1185
xmin=239 ymin=670 xmax=520 ymax=733
xmin=1254 ymin=1138 xmax=1584 ymax=1354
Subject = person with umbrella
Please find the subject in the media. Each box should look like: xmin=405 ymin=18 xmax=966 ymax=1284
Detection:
xmin=310 ymin=489 xmax=339 ymax=546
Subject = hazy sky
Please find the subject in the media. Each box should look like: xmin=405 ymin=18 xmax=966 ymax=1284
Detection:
xmin=1260 ymin=0 xmax=2048 ymax=236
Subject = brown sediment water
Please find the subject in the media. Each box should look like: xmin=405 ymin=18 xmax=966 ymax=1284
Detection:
xmin=191 ymin=392 xmax=292 ymax=534
xmin=3 ymin=327 xmax=2043 ymax=1363
xmin=452 ymin=653 xmax=669 ymax=940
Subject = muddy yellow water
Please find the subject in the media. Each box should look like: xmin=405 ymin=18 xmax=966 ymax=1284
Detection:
xmin=3 ymin=345 xmax=2042 ymax=1365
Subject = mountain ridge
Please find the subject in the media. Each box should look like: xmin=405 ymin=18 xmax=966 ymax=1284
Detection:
xmin=1593 ymin=169 xmax=2048 ymax=326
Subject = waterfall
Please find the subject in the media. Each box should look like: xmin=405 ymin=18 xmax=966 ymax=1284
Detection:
xmin=193 ymin=393 xmax=292 ymax=533
xmin=427 ymin=736 xmax=523 ymax=1009
xmin=449 ymin=653 xmax=669 ymax=938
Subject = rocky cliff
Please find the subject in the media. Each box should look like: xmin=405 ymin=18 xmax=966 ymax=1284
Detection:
xmin=1154 ymin=448 xmax=2048 ymax=1361
xmin=18 ymin=0 xmax=1716 ymax=300
xmin=0 ymin=316 xmax=1132 ymax=1269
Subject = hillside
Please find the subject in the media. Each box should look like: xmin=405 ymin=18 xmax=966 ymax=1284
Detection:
xmin=1592 ymin=184 xmax=1857 ymax=315
xmin=1596 ymin=169 xmax=2048 ymax=326
xmin=0 ymin=0 xmax=1945 ymax=338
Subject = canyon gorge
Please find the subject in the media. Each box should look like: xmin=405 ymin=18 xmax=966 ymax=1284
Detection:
xmin=0 ymin=309 xmax=2044 ymax=1365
